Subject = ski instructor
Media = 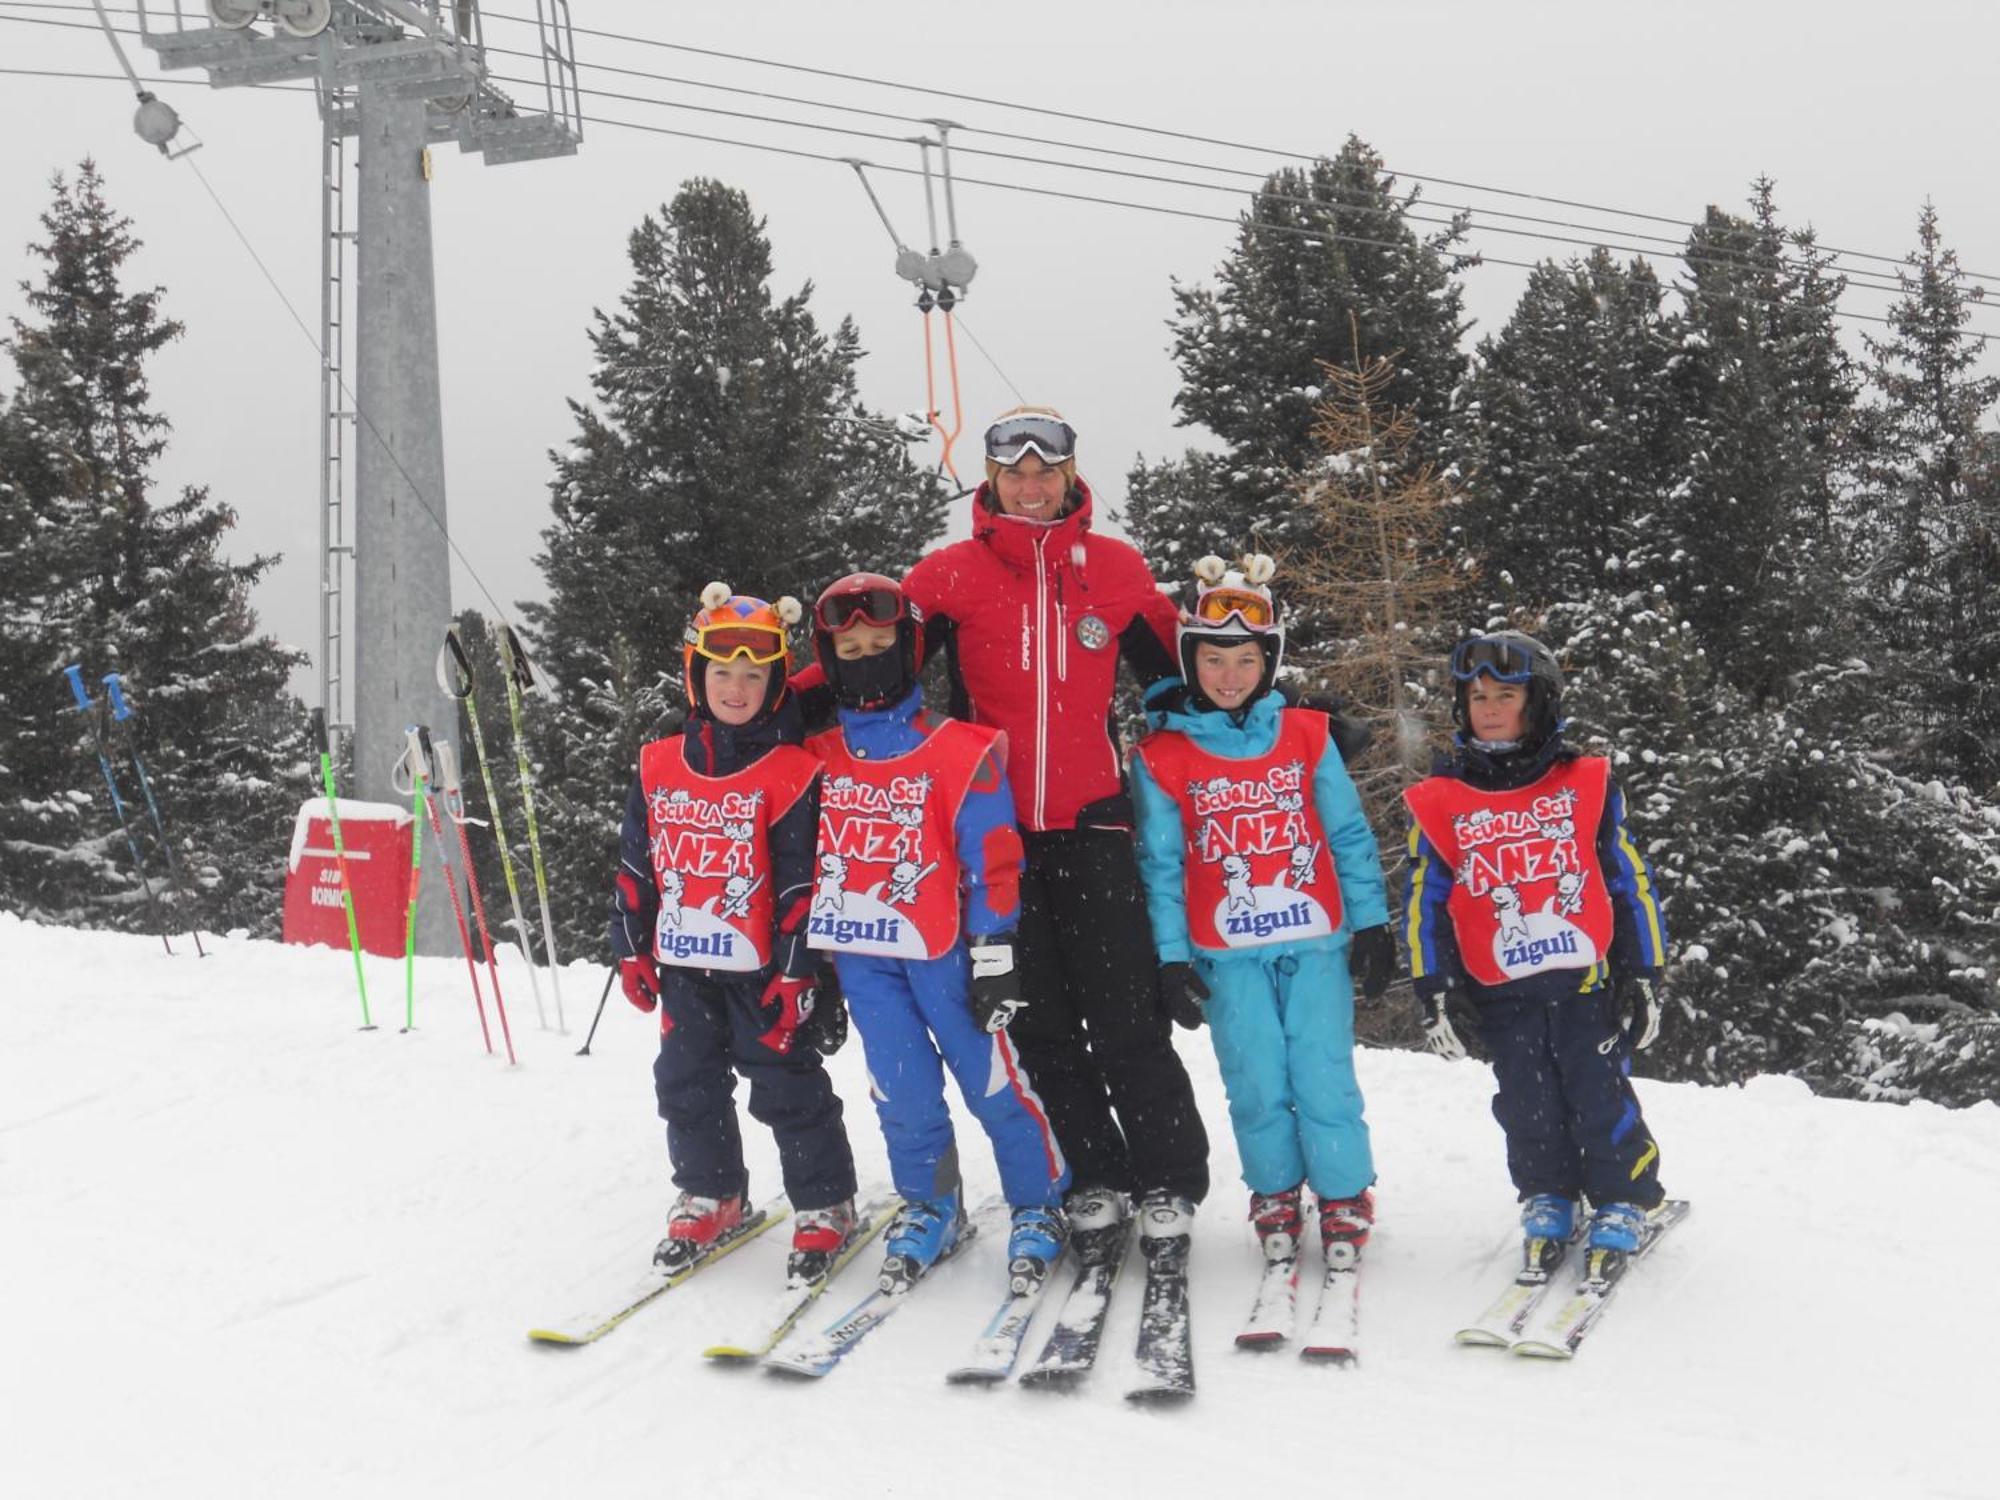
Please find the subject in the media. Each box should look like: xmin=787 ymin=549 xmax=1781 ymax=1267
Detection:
xmin=897 ymin=406 xmax=1211 ymax=1249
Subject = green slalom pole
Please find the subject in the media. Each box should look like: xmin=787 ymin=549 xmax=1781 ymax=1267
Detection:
xmin=499 ymin=624 xmax=567 ymax=1033
xmin=398 ymin=728 xmax=427 ymax=1034
xmin=438 ymin=627 xmax=547 ymax=1029
xmin=310 ymin=709 xmax=374 ymax=1031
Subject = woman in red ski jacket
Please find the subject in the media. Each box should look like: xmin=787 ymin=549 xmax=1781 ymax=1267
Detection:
xmin=902 ymin=408 xmax=1210 ymax=1246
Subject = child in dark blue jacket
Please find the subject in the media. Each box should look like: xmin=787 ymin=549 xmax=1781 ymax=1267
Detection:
xmin=1402 ymin=630 xmax=1673 ymax=1279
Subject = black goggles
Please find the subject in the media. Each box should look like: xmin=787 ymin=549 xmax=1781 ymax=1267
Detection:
xmin=815 ymin=587 xmax=906 ymax=633
xmin=984 ymin=415 xmax=1077 ymax=468
xmin=1450 ymin=636 xmax=1537 ymax=684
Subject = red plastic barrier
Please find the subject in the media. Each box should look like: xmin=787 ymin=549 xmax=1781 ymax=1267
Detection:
xmin=282 ymin=799 xmax=414 ymax=959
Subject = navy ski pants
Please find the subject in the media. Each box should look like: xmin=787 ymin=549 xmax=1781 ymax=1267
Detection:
xmin=1473 ymin=987 xmax=1663 ymax=1210
xmin=653 ymin=968 xmax=857 ymax=1212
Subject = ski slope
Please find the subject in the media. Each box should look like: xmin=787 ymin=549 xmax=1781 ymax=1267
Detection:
xmin=4 ymin=912 xmax=1993 ymax=1500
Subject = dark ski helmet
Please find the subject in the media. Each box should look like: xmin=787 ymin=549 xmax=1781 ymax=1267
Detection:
xmin=682 ymin=582 xmax=800 ymax=721
xmin=812 ymin=572 xmax=925 ymax=711
xmin=1450 ymin=630 xmax=1563 ymax=746
xmin=1178 ymin=552 xmax=1283 ymax=713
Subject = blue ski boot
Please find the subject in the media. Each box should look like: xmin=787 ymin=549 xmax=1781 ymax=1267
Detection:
xmin=1583 ymin=1201 xmax=1648 ymax=1285
xmin=878 ymin=1192 xmax=964 ymax=1294
xmin=1006 ymin=1203 xmax=1070 ymax=1295
xmin=1520 ymin=1193 xmax=1577 ymax=1280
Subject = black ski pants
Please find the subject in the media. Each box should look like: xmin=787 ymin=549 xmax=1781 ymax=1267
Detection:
xmin=1474 ymin=987 xmax=1663 ymax=1210
xmin=1008 ymin=828 xmax=1209 ymax=1204
xmin=653 ymin=968 xmax=857 ymax=1212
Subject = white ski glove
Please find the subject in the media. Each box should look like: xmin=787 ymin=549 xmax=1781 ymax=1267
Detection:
xmin=1418 ymin=991 xmax=1467 ymax=1063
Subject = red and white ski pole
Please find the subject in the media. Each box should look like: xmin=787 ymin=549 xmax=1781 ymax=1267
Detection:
xmin=432 ymin=738 xmax=517 ymax=1066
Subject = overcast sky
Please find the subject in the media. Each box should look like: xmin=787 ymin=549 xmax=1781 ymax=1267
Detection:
xmin=3 ymin=0 xmax=1997 ymax=702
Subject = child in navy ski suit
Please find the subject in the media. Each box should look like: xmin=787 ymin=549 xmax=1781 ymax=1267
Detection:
xmin=1402 ymin=630 xmax=1672 ymax=1270
xmin=610 ymin=584 xmax=859 ymax=1279
xmin=805 ymin=572 xmax=1070 ymax=1293
xmin=1132 ymin=554 xmax=1397 ymax=1265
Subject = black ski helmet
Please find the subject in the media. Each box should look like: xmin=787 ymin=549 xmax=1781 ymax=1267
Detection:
xmin=1450 ymin=631 xmax=1564 ymax=747
xmin=811 ymin=572 xmax=925 ymax=711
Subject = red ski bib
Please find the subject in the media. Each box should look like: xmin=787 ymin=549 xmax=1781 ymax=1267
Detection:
xmin=806 ymin=718 xmax=1000 ymax=960
xmin=1402 ymin=757 xmax=1615 ymax=988
xmin=1136 ymin=709 xmax=1344 ymax=952
xmin=638 ymin=736 xmax=818 ymax=973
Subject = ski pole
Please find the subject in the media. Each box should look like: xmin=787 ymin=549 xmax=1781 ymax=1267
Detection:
xmin=498 ymin=623 xmax=567 ymax=1033
xmin=102 ymin=672 xmax=207 ymax=957
xmin=434 ymin=738 xmax=516 ymax=1066
xmin=64 ymin=665 xmax=173 ymax=956
xmin=401 ymin=726 xmax=492 ymax=1055
xmin=438 ymin=627 xmax=547 ymax=1030
xmin=310 ymin=708 xmax=375 ymax=1030
xmin=577 ymin=966 xmax=617 ymax=1057
xmin=397 ymin=725 xmax=427 ymax=1034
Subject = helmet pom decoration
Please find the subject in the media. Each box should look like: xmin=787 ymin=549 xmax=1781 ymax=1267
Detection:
xmin=775 ymin=596 xmax=803 ymax=626
xmin=700 ymin=580 xmax=732 ymax=611
xmin=1240 ymin=552 xmax=1276 ymax=586
xmin=1192 ymin=554 xmax=1229 ymax=585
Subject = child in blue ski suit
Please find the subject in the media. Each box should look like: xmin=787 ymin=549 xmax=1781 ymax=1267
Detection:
xmin=805 ymin=573 xmax=1071 ymax=1294
xmin=1402 ymin=630 xmax=1671 ymax=1274
xmin=1132 ymin=554 xmax=1397 ymax=1265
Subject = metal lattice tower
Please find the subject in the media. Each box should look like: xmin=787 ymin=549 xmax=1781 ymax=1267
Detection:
xmin=138 ymin=1 xmax=581 ymax=951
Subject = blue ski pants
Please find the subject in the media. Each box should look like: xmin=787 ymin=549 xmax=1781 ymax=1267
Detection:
xmin=836 ymin=945 xmax=1069 ymax=1208
xmin=1197 ymin=941 xmax=1374 ymax=1200
xmin=1473 ymin=987 xmax=1663 ymax=1209
xmin=653 ymin=968 xmax=858 ymax=1213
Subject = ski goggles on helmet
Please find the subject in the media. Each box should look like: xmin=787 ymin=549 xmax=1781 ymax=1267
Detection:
xmin=984 ymin=414 xmax=1077 ymax=468
xmin=1189 ymin=586 xmax=1277 ymax=632
xmin=690 ymin=621 xmax=789 ymax=666
xmin=1450 ymin=635 xmax=1537 ymax=684
xmin=815 ymin=585 xmax=906 ymax=634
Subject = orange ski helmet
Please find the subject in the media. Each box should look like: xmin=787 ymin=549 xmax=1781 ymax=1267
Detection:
xmin=682 ymin=581 xmax=802 ymax=720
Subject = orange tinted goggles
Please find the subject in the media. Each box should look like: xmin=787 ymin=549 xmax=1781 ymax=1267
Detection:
xmin=693 ymin=622 xmax=789 ymax=666
xmin=1192 ymin=588 xmax=1276 ymax=630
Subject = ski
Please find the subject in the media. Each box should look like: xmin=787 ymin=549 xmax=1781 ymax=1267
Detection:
xmin=1455 ymin=1219 xmax=1589 ymax=1347
xmin=1297 ymin=1246 xmax=1361 ymax=1364
xmin=1018 ymin=1216 xmax=1135 ymax=1389
xmin=1234 ymin=1254 xmax=1301 ymax=1350
xmin=1511 ymin=1199 xmax=1691 ymax=1360
xmin=945 ymin=1249 xmax=1067 ymax=1385
xmin=765 ymin=1200 xmax=997 ymax=1379
xmin=702 ymin=1198 xmax=899 ymax=1362
xmin=1125 ymin=1226 xmax=1194 ymax=1404
xmin=528 ymin=1202 xmax=787 ymax=1346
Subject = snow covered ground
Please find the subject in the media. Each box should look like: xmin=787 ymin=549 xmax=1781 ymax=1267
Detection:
xmin=5 ymin=912 xmax=1995 ymax=1500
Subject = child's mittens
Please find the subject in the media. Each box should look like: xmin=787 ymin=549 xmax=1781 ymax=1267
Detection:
xmin=1618 ymin=973 xmax=1663 ymax=1052
xmin=757 ymin=971 xmax=817 ymax=1054
xmin=1417 ymin=989 xmax=1467 ymax=1062
xmin=969 ymin=936 xmax=1025 ymax=1033
xmin=797 ymin=962 xmax=849 ymax=1055
xmin=1348 ymin=924 xmax=1396 ymax=1003
xmin=1157 ymin=961 xmax=1211 ymax=1030
xmin=619 ymin=955 xmax=661 ymax=1014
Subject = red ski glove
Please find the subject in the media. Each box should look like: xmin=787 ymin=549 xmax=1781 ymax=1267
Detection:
xmin=758 ymin=971 xmax=817 ymax=1055
xmin=620 ymin=955 xmax=661 ymax=1015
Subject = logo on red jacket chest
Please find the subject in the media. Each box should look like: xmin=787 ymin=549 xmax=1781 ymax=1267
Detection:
xmin=1075 ymin=613 xmax=1110 ymax=650
xmin=647 ymin=786 xmax=763 ymax=879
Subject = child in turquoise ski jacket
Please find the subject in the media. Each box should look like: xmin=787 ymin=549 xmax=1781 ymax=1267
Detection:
xmin=1131 ymin=554 xmax=1398 ymax=1266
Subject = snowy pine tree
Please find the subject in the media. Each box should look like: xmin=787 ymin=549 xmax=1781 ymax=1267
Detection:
xmin=0 ymin=162 xmax=306 ymax=936
xmin=1458 ymin=249 xmax=1685 ymax=606
xmin=523 ymin=178 xmax=947 ymax=952
xmin=1853 ymin=202 xmax=2000 ymax=784
xmin=1127 ymin=136 xmax=1472 ymax=644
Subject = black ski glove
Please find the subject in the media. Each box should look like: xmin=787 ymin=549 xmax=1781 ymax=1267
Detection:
xmin=1158 ymin=961 xmax=1211 ymax=1030
xmin=797 ymin=960 xmax=849 ymax=1055
xmin=969 ymin=935 xmax=1024 ymax=1033
xmin=1618 ymin=973 xmax=1663 ymax=1052
xmin=1348 ymin=924 xmax=1396 ymax=1003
